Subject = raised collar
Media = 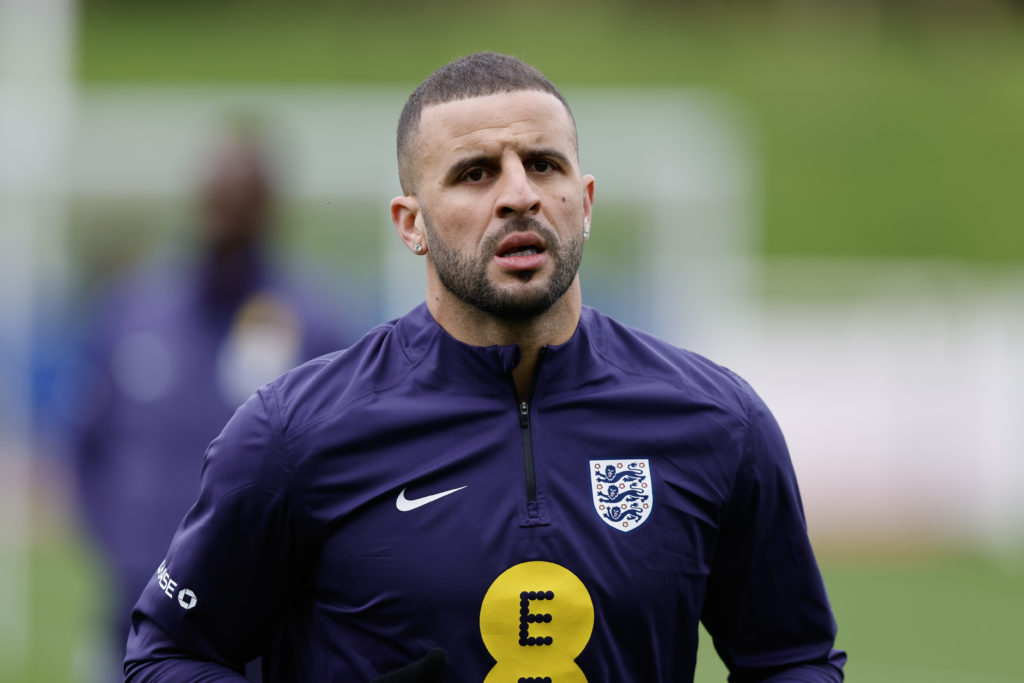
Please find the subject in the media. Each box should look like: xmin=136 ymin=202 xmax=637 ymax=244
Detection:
xmin=392 ymin=303 xmax=595 ymax=382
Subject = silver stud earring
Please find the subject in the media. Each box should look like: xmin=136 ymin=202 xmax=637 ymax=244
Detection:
xmin=414 ymin=243 xmax=423 ymax=253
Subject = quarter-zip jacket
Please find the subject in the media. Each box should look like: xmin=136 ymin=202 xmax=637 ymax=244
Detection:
xmin=125 ymin=303 xmax=846 ymax=682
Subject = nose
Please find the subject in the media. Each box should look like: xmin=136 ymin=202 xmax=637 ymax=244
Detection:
xmin=496 ymin=162 xmax=540 ymax=217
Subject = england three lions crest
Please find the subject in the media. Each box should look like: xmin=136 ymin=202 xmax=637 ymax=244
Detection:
xmin=590 ymin=460 xmax=653 ymax=532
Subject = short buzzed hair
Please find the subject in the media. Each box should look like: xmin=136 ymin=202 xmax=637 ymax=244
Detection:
xmin=396 ymin=52 xmax=576 ymax=194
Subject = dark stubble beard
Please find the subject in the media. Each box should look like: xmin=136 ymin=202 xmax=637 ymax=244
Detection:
xmin=422 ymin=211 xmax=585 ymax=321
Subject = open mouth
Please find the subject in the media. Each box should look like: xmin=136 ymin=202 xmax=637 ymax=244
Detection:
xmin=495 ymin=231 xmax=546 ymax=258
xmin=499 ymin=245 xmax=543 ymax=257
xmin=493 ymin=229 xmax=549 ymax=272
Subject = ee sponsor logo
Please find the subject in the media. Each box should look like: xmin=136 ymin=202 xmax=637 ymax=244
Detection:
xmin=480 ymin=561 xmax=594 ymax=683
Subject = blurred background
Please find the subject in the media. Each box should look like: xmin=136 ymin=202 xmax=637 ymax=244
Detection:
xmin=2 ymin=0 xmax=1023 ymax=681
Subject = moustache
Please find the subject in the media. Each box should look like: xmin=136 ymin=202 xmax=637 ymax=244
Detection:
xmin=484 ymin=217 xmax=558 ymax=251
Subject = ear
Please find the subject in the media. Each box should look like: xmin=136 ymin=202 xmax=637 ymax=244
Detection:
xmin=391 ymin=195 xmax=425 ymax=254
xmin=581 ymin=174 xmax=595 ymax=239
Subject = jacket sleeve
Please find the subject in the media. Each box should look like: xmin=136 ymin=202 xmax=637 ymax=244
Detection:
xmin=700 ymin=380 xmax=846 ymax=682
xmin=124 ymin=385 xmax=304 ymax=681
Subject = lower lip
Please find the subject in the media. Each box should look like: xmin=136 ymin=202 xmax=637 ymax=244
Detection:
xmin=494 ymin=251 xmax=548 ymax=271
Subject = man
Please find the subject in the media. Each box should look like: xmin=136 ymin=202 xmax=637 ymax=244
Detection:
xmin=72 ymin=131 xmax=352 ymax=679
xmin=124 ymin=53 xmax=846 ymax=681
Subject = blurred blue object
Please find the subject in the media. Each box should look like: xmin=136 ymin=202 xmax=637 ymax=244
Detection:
xmin=66 ymin=132 xmax=355 ymax=681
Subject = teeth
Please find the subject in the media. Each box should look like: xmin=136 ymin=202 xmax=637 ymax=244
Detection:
xmin=505 ymin=247 xmax=539 ymax=257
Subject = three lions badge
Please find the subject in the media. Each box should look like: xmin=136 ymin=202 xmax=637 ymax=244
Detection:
xmin=589 ymin=460 xmax=653 ymax=531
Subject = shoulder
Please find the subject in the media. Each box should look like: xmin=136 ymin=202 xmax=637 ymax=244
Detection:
xmin=575 ymin=309 xmax=789 ymax=501
xmin=201 ymin=317 xmax=413 ymax=495
xmin=587 ymin=312 xmax=795 ymax=476
xmin=579 ymin=306 xmax=756 ymax=414
xmin=265 ymin=312 xmax=424 ymax=437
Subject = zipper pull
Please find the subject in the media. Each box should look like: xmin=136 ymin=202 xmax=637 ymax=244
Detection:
xmin=519 ymin=401 xmax=529 ymax=427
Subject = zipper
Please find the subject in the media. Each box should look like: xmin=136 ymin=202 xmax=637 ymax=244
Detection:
xmin=512 ymin=347 xmax=546 ymax=520
xmin=518 ymin=401 xmax=538 ymax=502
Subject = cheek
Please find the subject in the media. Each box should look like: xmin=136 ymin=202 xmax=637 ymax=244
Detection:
xmin=550 ymin=195 xmax=585 ymax=229
xmin=551 ymin=183 xmax=583 ymax=213
xmin=429 ymin=201 xmax=488 ymax=240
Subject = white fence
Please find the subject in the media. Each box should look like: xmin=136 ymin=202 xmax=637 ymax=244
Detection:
xmin=697 ymin=259 xmax=1024 ymax=551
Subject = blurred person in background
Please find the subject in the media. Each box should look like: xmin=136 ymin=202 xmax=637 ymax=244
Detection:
xmin=71 ymin=129 xmax=353 ymax=680
xmin=124 ymin=54 xmax=844 ymax=682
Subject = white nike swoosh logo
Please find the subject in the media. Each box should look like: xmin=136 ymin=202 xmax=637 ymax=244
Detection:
xmin=396 ymin=486 xmax=468 ymax=512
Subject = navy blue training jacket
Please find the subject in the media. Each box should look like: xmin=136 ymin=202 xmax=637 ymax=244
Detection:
xmin=125 ymin=303 xmax=846 ymax=682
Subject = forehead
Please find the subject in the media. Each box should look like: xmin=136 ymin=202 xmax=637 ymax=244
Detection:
xmin=415 ymin=90 xmax=578 ymax=167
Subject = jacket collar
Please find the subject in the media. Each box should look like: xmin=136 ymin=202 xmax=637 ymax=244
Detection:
xmin=394 ymin=302 xmax=595 ymax=382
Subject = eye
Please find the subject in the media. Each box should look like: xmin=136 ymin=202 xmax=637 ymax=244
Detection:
xmin=529 ymin=159 xmax=558 ymax=174
xmin=461 ymin=167 xmax=489 ymax=183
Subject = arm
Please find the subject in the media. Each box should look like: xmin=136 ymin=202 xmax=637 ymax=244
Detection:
xmin=124 ymin=618 xmax=248 ymax=682
xmin=124 ymin=386 xmax=303 ymax=681
xmin=701 ymin=380 xmax=846 ymax=682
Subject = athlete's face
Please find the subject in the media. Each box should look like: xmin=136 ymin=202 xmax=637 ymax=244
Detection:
xmin=393 ymin=90 xmax=594 ymax=320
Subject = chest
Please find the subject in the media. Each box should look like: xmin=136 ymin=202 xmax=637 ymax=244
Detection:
xmin=300 ymin=393 xmax=738 ymax=647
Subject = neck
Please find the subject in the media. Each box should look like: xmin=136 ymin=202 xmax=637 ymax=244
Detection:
xmin=427 ymin=282 xmax=582 ymax=400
